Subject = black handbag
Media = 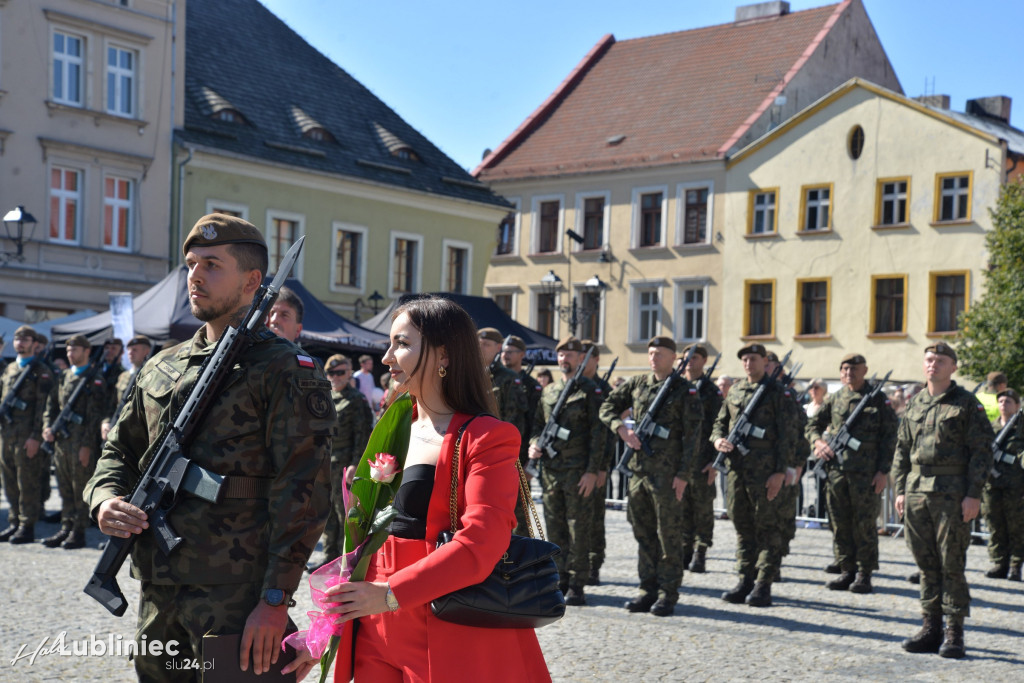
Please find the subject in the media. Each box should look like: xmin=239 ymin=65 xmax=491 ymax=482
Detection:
xmin=429 ymin=416 xmax=566 ymax=629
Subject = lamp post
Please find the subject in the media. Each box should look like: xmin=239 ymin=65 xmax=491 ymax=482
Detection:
xmin=368 ymin=290 xmax=384 ymax=315
xmin=1 ymin=206 xmax=38 ymax=264
xmin=540 ymin=229 xmax=609 ymax=337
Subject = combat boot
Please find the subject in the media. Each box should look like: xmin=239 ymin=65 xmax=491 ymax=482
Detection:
xmin=625 ymin=594 xmax=657 ymax=613
xmin=8 ymin=525 xmax=35 ymax=544
xmin=849 ymin=571 xmax=872 ymax=594
xmin=0 ymin=523 xmax=20 ymax=542
xmin=826 ymin=571 xmax=855 ymax=591
xmin=824 ymin=561 xmax=842 ymax=574
xmin=62 ymin=530 xmax=86 ymax=549
xmin=744 ymin=581 xmax=772 ymax=607
xmin=688 ymin=547 xmax=707 ymax=573
xmin=907 ymin=571 xmax=920 ymax=584
xmin=984 ymin=563 xmax=1008 ymax=579
xmin=721 ymin=576 xmax=755 ymax=604
xmin=901 ymin=614 xmax=943 ymax=653
xmin=1008 ymin=563 xmax=1021 ymax=582
xmin=586 ymin=566 xmax=601 ymax=586
xmin=682 ymin=546 xmax=693 ymax=570
xmin=564 ymin=585 xmax=586 ymax=606
xmin=650 ymin=598 xmax=675 ymax=617
xmin=938 ymin=617 xmax=966 ymax=659
xmin=42 ymin=526 xmax=72 ymax=548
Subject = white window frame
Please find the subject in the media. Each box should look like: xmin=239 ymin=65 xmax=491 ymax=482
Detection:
xmin=574 ymin=190 xmax=610 ymax=252
xmin=495 ymin=197 xmax=520 ymax=257
xmin=388 ymin=230 xmax=423 ymax=297
xmin=49 ymin=165 xmax=83 ymax=245
xmin=105 ymin=42 xmax=137 ymax=118
xmin=675 ymin=181 xmax=714 ymax=246
xmin=204 ymin=199 xmax=250 ymax=220
xmin=879 ymin=179 xmax=908 ymax=225
xmin=529 ymin=284 xmax=561 ymax=339
xmin=631 ymin=185 xmax=668 ymax=248
xmin=628 ymin=279 xmax=664 ymax=343
xmin=329 ymin=221 xmax=368 ymax=294
xmin=52 ymin=30 xmax=84 ymax=107
xmin=802 ymin=185 xmax=831 ymax=231
xmin=530 ymin=194 xmax=565 ymax=255
xmin=102 ymin=174 xmax=134 ymax=252
xmin=264 ymin=209 xmax=305 ymax=280
xmin=441 ymin=238 xmax=473 ymax=294
xmin=751 ymin=190 xmax=778 ymax=235
xmin=673 ymin=278 xmax=709 ymax=343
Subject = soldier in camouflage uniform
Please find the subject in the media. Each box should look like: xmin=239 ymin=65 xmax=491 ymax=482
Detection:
xmin=101 ymin=335 xmax=152 ymax=442
xmin=892 ymin=342 xmax=993 ymax=659
xmin=764 ymin=350 xmax=806 ymax=579
xmin=681 ymin=344 xmax=722 ymax=574
xmin=711 ymin=343 xmax=794 ymax=607
xmin=529 ymin=336 xmax=604 ymax=606
xmin=981 ymin=388 xmax=1024 ymax=581
xmin=41 ymin=334 xmax=107 ymax=549
xmin=85 ymin=214 xmax=334 ymax=680
xmin=0 ymin=325 xmax=57 ymax=544
xmin=320 ymin=354 xmax=373 ymax=566
xmin=581 ymin=340 xmax=614 ymax=586
xmin=600 ymin=336 xmax=702 ymax=616
xmin=479 ymin=327 xmax=527 ymax=434
xmin=100 ymin=337 xmax=126 ymax=399
xmin=501 ymin=335 xmax=543 ymax=535
xmin=809 ymin=353 xmax=897 ymax=594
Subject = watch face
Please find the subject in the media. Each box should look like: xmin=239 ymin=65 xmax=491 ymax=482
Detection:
xmin=265 ymin=588 xmax=284 ymax=606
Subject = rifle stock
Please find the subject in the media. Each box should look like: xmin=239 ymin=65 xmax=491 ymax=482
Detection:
xmin=527 ymin=346 xmax=596 ymax=477
xmin=811 ymin=370 xmax=891 ymax=480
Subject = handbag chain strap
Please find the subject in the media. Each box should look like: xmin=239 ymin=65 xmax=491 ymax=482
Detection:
xmin=447 ymin=416 xmax=545 ymax=541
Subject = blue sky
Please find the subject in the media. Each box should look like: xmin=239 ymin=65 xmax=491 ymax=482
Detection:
xmin=258 ymin=0 xmax=1024 ymax=172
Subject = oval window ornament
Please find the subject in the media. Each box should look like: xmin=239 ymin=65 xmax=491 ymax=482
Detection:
xmin=848 ymin=125 xmax=865 ymax=160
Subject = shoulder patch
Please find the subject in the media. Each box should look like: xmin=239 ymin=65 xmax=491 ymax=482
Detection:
xmin=306 ymin=390 xmax=332 ymax=419
xmin=93 ymin=378 xmax=104 ymax=386
xmin=298 ymin=378 xmax=332 ymax=390
xmin=689 ymin=387 xmax=697 ymax=395
xmin=514 ymin=378 xmax=521 ymax=385
xmin=296 ymin=354 xmax=316 ymax=368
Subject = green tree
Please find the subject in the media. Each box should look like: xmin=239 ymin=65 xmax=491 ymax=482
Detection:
xmin=957 ymin=178 xmax=1024 ymax=388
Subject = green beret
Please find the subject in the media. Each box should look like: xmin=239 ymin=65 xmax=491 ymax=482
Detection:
xmin=127 ymin=335 xmax=152 ymax=348
xmin=997 ymin=389 xmax=1020 ymax=404
xmin=502 ymin=335 xmax=526 ymax=352
xmin=924 ymin=342 xmax=957 ymax=363
xmin=66 ymin=334 xmax=91 ymax=349
xmin=104 ymin=337 xmax=124 ymax=348
xmin=183 ymin=213 xmax=267 ymax=258
xmin=840 ymin=353 xmax=866 ymax=368
xmin=581 ymin=339 xmax=600 ymax=356
xmin=681 ymin=343 xmax=708 ymax=359
xmin=477 ymin=327 xmax=503 ymax=344
xmin=648 ymin=336 xmax=677 ymax=352
xmin=556 ymin=336 xmax=583 ymax=353
xmin=737 ymin=343 xmax=767 ymax=359
xmin=765 ymin=350 xmax=780 ymax=363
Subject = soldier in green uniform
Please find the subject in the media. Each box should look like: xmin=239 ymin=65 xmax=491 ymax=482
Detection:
xmin=681 ymin=344 xmax=722 ymax=574
xmin=764 ymin=350 xmax=805 ymax=580
xmin=85 ymin=214 xmax=335 ymax=680
xmin=600 ymin=336 xmax=702 ymax=616
xmin=101 ymin=335 xmax=152 ymax=442
xmin=0 ymin=325 xmax=57 ymax=544
xmin=501 ymin=335 xmax=543 ymax=536
xmin=711 ymin=343 xmax=793 ymax=607
xmin=528 ymin=336 xmax=604 ymax=606
xmin=100 ymin=337 xmax=126 ymax=399
xmin=981 ymin=388 xmax=1024 ymax=581
xmin=809 ymin=353 xmax=897 ymax=594
xmin=581 ymin=339 xmax=614 ymax=586
xmin=41 ymin=334 xmax=107 ymax=549
xmin=320 ymin=354 xmax=373 ymax=566
xmin=892 ymin=342 xmax=993 ymax=659
xmin=478 ymin=327 xmax=527 ymax=433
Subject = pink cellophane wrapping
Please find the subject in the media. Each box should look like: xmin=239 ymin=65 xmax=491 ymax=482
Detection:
xmin=282 ymin=545 xmax=362 ymax=658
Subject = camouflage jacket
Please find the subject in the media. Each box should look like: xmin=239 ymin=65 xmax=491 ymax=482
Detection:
xmin=987 ymin=416 xmax=1024 ymax=489
xmin=332 ymin=384 xmax=373 ymax=468
xmin=489 ymin=363 xmax=528 ymax=433
xmin=103 ymin=366 xmax=139 ymax=427
xmin=85 ymin=325 xmax=335 ymax=595
xmin=530 ymin=374 xmax=605 ymax=473
xmin=808 ymin=381 xmax=898 ymax=476
xmin=590 ymin=374 xmax=616 ymax=471
xmin=514 ymin=368 xmax=543 ymax=461
xmin=599 ymin=372 xmax=702 ymax=481
xmin=710 ymin=376 xmax=795 ymax=475
xmin=892 ymin=381 xmax=993 ymax=500
xmin=43 ymin=365 xmax=107 ymax=455
xmin=691 ymin=373 xmax=724 ymax=471
xmin=0 ymin=357 xmax=56 ymax=442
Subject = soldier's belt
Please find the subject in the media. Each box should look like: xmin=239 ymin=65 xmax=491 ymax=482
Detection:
xmin=745 ymin=438 xmax=773 ymax=449
xmin=911 ymin=464 xmax=966 ymax=477
xmin=221 ymin=475 xmax=273 ymax=499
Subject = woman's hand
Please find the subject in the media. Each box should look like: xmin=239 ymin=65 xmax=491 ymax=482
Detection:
xmin=280 ymin=646 xmax=319 ymax=681
xmin=323 ymin=581 xmax=391 ymax=623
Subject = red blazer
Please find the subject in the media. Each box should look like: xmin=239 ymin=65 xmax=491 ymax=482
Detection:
xmin=335 ymin=413 xmax=550 ymax=682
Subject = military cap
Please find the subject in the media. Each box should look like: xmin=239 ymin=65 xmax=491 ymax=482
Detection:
xmin=34 ymin=333 xmax=48 ymax=345
xmin=987 ymin=371 xmax=1008 ymax=389
xmin=126 ymin=335 xmax=152 ymax=348
xmin=13 ymin=325 xmax=37 ymax=340
xmin=66 ymin=334 xmax=91 ymax=349
xmin=502 ymin=335 xmax=526 ymax=352
xmin=104 ymin=337 xmax=124 ymax=347
xmin=924 ymin=341 xmax=957 ymax=363
xmin=648 ymin=336 xmax=677 ymax=352
xmin=737 ymin=343 xmax=767 ymax=359
xmin=997 ymin=388 xmax=1021 ymax=404
xmin=765 ymin=350 xmax=780 ymax=363
xmin=477 ymin=327 xmax=504 ymax=345
xmin=681 ymin=343 xmax=708 ymax=359
xmin=325 ymin=354 xmax=351 ymax=370
xmin=840 ymin=353 xmax=866 ymax=368
xmin=556 ymin=336 xmax=583 ymax=353
xmin=581 ymin=339 xmax=600 ymax=356
xmin=182 ymin=213 xmax=267 ymax=258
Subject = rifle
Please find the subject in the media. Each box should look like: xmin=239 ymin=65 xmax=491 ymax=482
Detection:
xmin=614 ymin=346 xmax=695 ymax=476
xmin=526 ymin=345 xmax=596 ymax=477
xmin=600 ymin=357 xmax=618 ymax=386
xmin=711 ymin=350 xmax=792 ymax=474
xmin=84 ymin=237 xmax=305 ymax=617
xmin=989 ymin=409 xmax=1023 ymax=479
xmin=41 ymin=353 xmax=104 ymax=457
xmin=0 ymin=359 xmax=40 ymax=424
xmin=107 ymin=366 xmax=143 ymax=432
xmin=695 ymin=353 xmax=721 ymax=394
xmin=780 ymin=361 xmax=802 ymax=387
xmin=812 ymin=370 xmax=892 ymax=479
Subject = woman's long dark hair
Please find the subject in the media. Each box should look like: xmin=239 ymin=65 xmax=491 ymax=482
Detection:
xmin=392 ymin=296 xmax=497 ymax=416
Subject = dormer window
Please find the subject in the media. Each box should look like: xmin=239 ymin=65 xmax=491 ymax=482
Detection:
xmin=394 ymin=148 xmax=417 ymax=162
xmin=373 ymin=122 xmax=418 ymax=162
xmin=290 ymin=106 xmax=335 ymax=143
xmin=193 ymin=85 xmax=248 ymax=125
xmin=305 ymin=127 xmax=334 ymax=143
xmin=214 ymin=109 xmax=243 ymax=123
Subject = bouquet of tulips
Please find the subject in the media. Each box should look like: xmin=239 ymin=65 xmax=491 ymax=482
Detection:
xmin=284 ymin=392 xmax=412 ymax=682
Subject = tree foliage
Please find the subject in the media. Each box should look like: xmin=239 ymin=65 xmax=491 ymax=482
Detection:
xmin=957 ymin=178 xmax=1024 ymax=388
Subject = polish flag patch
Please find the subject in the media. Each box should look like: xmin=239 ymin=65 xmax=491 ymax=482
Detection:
xmin=296 ymin=354 xmax=315 ymax=368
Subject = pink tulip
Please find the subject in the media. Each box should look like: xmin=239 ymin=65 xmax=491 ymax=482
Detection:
xmin=369 ymin=452 xmax=400 ymax=484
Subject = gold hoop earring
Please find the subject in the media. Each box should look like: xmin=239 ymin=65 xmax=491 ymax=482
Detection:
xmin=438 ymin=365 xmax=447 ymax=378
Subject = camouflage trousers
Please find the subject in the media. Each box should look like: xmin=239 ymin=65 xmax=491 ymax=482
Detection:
xmin=728 ymin=464 xmax=785 ymax=584
xmin=134 ymin=581 xmax=296 ymax=682
xmin=779 ymin=481 xmax=799 ymax=556
xmin=826 ymin=470 xmax=881 ymax=572
xmin=54 ymin=444 xmax=96 ymax=532
xmin=322 ymin=458 xmax=347 ymax=560
xmin=539 ymin=466 xmax=593 ymax=588
xmin=627 ymin=470 xmax=686 ymax=604
xmin=0 ymin=434 xmax=48 ymax=526
xmin=981 ymin=483 xmax=1024 ymax=567
xmin=903 ymin=491 xmax=972 ymax=617
xmin=681 ymin=474 xmax=716 ymax=552
xmin=588 ymin=472 xmax=608 ymax=571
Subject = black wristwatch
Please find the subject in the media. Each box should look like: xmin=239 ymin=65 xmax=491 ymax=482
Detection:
xmin=263 ymin=588 xmax=296 ymax=607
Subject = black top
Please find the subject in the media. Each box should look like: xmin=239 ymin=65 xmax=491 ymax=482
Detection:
xmin=389 ymin=464 xmax=436 ymax=539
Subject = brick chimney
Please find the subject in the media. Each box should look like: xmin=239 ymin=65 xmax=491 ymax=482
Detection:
xmin=913 ymin=94 xmax=950 ymax=110
xmin=966 ymin=96 xmax=1012 ymax=123
xmin=736 ymin=2 xmax=790 ymax=22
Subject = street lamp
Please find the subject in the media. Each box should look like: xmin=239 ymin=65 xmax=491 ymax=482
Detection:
xmin=539 ymin=266 xmax=609 ymax=337
xmin=368 ymin=290 xmax=384 ymax=314
xmin=2 ymin=206 xmax=38 ymax=264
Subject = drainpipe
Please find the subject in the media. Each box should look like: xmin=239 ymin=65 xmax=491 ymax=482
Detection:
xmin=175 ymin=145 xmax=193 ymax=267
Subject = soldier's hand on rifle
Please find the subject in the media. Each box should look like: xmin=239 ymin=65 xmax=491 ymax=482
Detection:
xmin=42 ymin=427 xmax=55 ymax=442
xmin=714 ymin=438 xmax=734 ymax=453
xmin=78 ymin=446 xmax=91 ymax=468
xmin=813 ymin=439 xmax=834 ymax=460
xmin=577 ymin=472 xmax=598 ymax=497
xmin=97 ymin=496 xmax=149 ymax=538
xmin=528 ymin=444 xmax=543 ymax=460
xmin=617 ymin=425 xmax=642 ymax=451
xmin=871 ymin=471 xmax=888 ymax=495
xmin=961 ymin=496 xmax=980 ymax=523
xmin=702 ymin=462 xmax=717 ymax=486
xmin=23 ymin=437 xmax=39 ymax=459
xmin=672 ymin=476 xmax=688 ymax=501
xmin=765 ymin=472 xmax=785 ymax=501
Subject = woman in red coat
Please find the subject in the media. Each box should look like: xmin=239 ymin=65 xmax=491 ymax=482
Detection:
xmin=290 ymin=296 xmax=550 ymax=682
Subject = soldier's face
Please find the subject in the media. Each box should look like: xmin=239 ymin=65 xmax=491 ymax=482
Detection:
xmin=998 ymin=395 xmax=1019 ymax=421
xmin=648 ymin=346 xmax=674 ymax=375
xmin=478 ymin=338 xmax=501 ymax=365
xmin=384 ymin=312 xmax=444 ymax=398
xmin=923 ymin=352 xmax=956 ymax=383
xmin=127 ymin=343 xmax=150 ymax=367
xmin=501 ymin=345 xmax=524 ymax=370
xmin=326 ymin=363 xmax=352 ymax=392
xmin=66 ymin=344 xmax=89 ymax=367
xmin=840 ymin=363 xmax=867 ymax=389
xmin=557 ymin=350 xmax=579 ymax=375
xmin=13 ymin=334 xmax=34 ymax=357
xmin=585 ymin=353 xmax=599 ymax=376
xmin=103 ymin=343 xmax=122 ymax=363
xmin=185 ymin=245 xmax=258 ymax=324
xmin=741 ymin=353 xmax=766 ymax=381
xmin=687 ymin=353 xmax=706 ymax=374
xmin=268 ymin=302 xmax=303 ymax=342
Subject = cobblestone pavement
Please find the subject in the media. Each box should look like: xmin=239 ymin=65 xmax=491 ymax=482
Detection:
xmin=2 ymin=488 xmax=1021 ymax=682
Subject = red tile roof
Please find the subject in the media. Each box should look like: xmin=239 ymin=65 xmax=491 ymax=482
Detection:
xmin=476 ymin=1 xmax=849 ymax=181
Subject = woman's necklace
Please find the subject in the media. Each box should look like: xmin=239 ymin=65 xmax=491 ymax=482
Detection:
xmin=411 ymin=415 xmax=451 ymax=443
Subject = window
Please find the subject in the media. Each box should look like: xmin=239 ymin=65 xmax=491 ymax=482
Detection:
xmin=390 ymin=233 xmax=422 ymax=295
xmin=442 ymin=239 xmax=472 ymax=294
xmin=103 ymin=176 xmax=133 ymax=250
xmin=53 ymin=31 xmax=83 ymax=106
xmin=332 ymin=225 xmax=365 ymax=290
xmin=748 ymin=189 xmax=778 ymax=235
xmin=675 ymin=279 xmax=709 ymax=342
xmin=871 ymin=275 xmax=908 ymax=335
xmin=106 ymin=46 xmax=136 ymax=117
xmin=678 ymin=183 xmax=711 ymax=245
xmin=49 ymin=166 xmax=81 ymax=243
xmin=935 ymin=173 xmax=972 ymax=222
xmin=800 ymin=185 xmax=831 ymax=232
xmin=582 ymin=197 xmax=605 ymax=250
xmin=534 ymin=292 xmax=556 ymax=338
xmin=496 ymin=209 xmax=516 ymax=256
xmin=205 ymin=200 xmax=248 ymax=219
xmin=848 ymin=125 xmax=865 ymax=160
xmin=577 ymin=287 xmax=603 ymax=343
xmin=796 ymin=278 xmax=830 ymax=336
xmin=268 ymin=217 xmax=300 ymax=275
xmin=532 ymin=198 xmax=562 ymax=254
xmin=632 ymin=286 xmax=661 ymax=342
xmin=744 ymin=280 xmax=775 ymax=337
xmin=876 ymin=178 xmax=909 ymax=226
xmin=639 ymin=192 xmax=663 ymax=247
xmin=930 ymin=272 xmax=968 ymax=334
xmin=493 ymin=293 xmax=514 ymax=318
